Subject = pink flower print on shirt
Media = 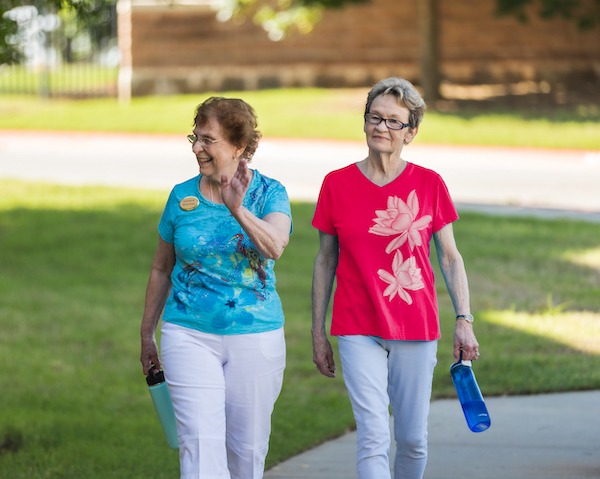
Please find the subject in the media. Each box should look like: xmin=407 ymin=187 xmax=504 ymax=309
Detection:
xmin=377 ymin=250 xmax=425 ymax=304
xmin=369 ymin=191 xmax=432 ymax=254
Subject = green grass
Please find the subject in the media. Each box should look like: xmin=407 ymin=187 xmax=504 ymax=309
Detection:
xmin=1 ymin=88 xmax=600 ymax=149
xmin=1 ymin=180 xmax=600 ymax=477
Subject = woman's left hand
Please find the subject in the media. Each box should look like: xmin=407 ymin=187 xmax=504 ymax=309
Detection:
xmin=453 ymin=320 xmax=480 ymax=362
xmin=222 ymin=158 xmax=251 ymax=214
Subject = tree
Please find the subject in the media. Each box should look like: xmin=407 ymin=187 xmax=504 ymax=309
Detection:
xmin=214 ymin=0 xmax=367 ymax=41
xmin=1 ymin=0 xmax=25 ymax=64
xmin=3 ymin=0 xmax=596 ymax=94
xmin=418 ymin=0 xmax=441 ymax=104
xmin=215 ymin=0 xmax=599 ymax=104
xmin=0 ymin=0 xmax=114 ymax=65
xmin=496 ymin=0 xmax=600 ymax=30
xmin=213 ymin=0 xmax=443 ymax=102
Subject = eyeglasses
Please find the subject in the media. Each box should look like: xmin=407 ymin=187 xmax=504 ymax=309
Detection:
xmin=364 ymin=113 xmax=411 ymax=131
xmin=187 ymin=134 xmax=223 ymax=147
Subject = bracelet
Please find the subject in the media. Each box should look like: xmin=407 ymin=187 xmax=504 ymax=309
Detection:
xmin=456 ymin=314 xmax=474 ymax=323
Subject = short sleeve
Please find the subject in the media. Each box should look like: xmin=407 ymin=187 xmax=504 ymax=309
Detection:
xmin=263 ymin=181 xmax=291 ymax=217
xmin=158 ymin=189 xmax=177 ymax=243
xmin=312 ymin=173 xmax=336 ymax=236
xmin=432 ymin=173 xmax=459 ymax=233
xmin=260 ymin=178 xmax=293 ymax=234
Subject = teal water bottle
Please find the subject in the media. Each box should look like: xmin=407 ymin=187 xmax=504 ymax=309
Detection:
xmin=146 ymin=368 xmax=179 ymax=449
xmin=450 ymin=358 xmax=491 ymax=433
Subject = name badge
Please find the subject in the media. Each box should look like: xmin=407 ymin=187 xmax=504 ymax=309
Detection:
xmin=179 ymin=196 xmax=200 ymax=211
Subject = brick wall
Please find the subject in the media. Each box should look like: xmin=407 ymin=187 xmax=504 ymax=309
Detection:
xmin=117 ymin=0 xmax=600 ymax=97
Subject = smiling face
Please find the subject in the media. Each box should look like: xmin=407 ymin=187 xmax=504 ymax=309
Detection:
xmin=192 ymin=115 xmax=244 ymax=181
xmin=364 ymin=94 xmax=418 ymax=156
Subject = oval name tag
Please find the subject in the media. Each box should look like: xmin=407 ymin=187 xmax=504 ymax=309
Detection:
xmin=179 ymin=196 xmax=200 ymax=211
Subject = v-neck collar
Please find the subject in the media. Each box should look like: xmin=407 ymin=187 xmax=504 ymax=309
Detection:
xmin=352 ymin=161 xmax=411 ymax=188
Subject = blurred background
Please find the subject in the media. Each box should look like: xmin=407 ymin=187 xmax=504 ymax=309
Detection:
xmin=1 ymin=0 xmax=599 ymax=107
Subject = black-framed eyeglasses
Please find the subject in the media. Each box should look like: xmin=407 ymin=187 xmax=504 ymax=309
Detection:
xmin=187 ymin=134 xmax=223 ymax=147
xmin=364 ymin=113 xmax=411 ymax=131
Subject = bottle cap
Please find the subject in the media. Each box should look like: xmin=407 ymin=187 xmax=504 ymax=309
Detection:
xmin=450 ymin=359 xmax=473 ymax=373
xmin=146 ymin=367 xmax=165 ymax=386
xmin=450 ymin=351 xmax=472 ymax=370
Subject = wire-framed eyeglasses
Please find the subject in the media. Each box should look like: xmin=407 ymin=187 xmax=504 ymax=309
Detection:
xmin=187 ymin=134 xmax=223 ymax=147
xmin=364 ymin=113 xmax=411 ymax=131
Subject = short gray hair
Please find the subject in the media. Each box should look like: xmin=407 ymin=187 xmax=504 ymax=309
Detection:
xmin=364 ymin=77 xmax=426 ymax=129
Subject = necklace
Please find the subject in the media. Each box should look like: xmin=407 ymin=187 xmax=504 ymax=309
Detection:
xmin=202 ymin=176 xmax=215 ymax=203
xmin=205 ymin=176 xmax=212 ymax=203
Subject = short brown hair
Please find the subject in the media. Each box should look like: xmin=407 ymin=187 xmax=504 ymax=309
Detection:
xmin=194 ymin=97 xmax=262 ymax=161
xmin=365 ymin=77 xmax=426 ymax=129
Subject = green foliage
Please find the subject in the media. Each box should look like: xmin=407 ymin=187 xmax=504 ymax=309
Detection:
xmin=0 ymin=0 xmax=115 ymax=65
xmin=215 ymin=0 xmax=368 ymax=40
xmin=0 ymin=0 xmax=21 ymax=64
xmin=1 ymin=181 xmax=600 ymax=477
xmin=0 ymin=0 xmax=113 ymax=23
xmin=298 ymin=0 xmax=367 ymax=7
xmin=496 ymin=0 xmax=600 ymax=30
xmin=218 ymin=0 xmax=600 ymax=42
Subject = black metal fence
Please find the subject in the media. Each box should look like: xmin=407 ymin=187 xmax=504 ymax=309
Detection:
xmin=0 ymin=2 xmax=118 ymax=98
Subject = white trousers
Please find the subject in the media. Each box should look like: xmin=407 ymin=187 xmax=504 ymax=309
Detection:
xmin=338 ymin=335 xmax=438 ymax=479
xmin=160 ymin=322 xmax=286 ymax=479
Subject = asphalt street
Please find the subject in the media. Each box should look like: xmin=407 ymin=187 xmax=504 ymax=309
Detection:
xmin=2 ymin=130 xmax=600 ymax=222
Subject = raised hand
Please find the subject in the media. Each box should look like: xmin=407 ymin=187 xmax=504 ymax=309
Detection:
xmin=221 ymin=158 xmax=251 ymax=213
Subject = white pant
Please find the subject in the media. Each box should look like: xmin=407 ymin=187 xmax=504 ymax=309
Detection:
xmin=160 ymin=322 xmax=286 ymax=479
xmin=338 ymin=335 xmax=438 ymax=479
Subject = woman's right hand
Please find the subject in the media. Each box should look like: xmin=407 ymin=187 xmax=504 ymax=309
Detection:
xmin=141 ymin=336 xmax=161 ymax=375
xmin=312 ymin=333 xmax=336 ymax=378
xmin=311 ymin=231 xmax=339 ymax=379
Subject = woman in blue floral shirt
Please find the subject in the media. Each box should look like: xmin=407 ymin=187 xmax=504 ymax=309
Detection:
xmin=140 ymin=97 xmax=292 ymax=479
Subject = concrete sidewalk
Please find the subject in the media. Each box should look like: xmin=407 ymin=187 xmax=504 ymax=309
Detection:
xmin=265 ymin=390 xmax=600 ymax=479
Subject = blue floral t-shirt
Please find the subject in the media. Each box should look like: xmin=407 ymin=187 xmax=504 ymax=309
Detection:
xmin=158 ymin=170 xmax=292 ymax=335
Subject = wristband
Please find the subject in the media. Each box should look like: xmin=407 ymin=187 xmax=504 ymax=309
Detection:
xmin=456 ymin=314 xmax=474 ymax=323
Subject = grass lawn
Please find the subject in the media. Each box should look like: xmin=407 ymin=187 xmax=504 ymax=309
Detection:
xmin=1 ymin=180 xmax=599 ymax=477
xmin=1 ymin=89 xmax=600 ymax=150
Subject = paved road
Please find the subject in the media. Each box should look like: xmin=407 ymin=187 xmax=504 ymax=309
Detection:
xmin=2 ymin=130 xmax=600 ymax=222
xmin=2 ymin=130 xmax=600 ymax=478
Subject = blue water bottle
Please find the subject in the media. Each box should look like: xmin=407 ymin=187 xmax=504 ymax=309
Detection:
xmin=146 ymin=367 xmax=179 ymax=449
xmin=450 ymin=357 xmax=491 ymax=432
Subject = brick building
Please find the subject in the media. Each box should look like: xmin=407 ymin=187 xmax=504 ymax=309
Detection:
xmin=117 ymin=0 xmax=600 ymax=99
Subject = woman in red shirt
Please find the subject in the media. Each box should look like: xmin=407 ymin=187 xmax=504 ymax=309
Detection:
xmin=311 ymin=77 xmax=480 ymax=479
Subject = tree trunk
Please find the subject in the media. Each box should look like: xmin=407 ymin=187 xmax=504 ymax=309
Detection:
xmin=419 ymin=0 xmax=441 ymax=105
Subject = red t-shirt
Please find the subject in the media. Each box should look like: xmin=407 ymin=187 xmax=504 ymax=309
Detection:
xmin=312 ymin=162 xmax=459 ymax=341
